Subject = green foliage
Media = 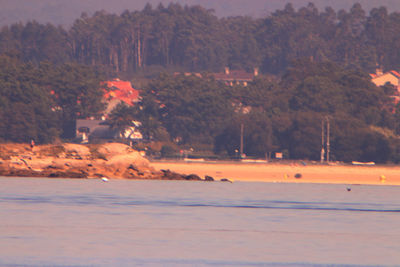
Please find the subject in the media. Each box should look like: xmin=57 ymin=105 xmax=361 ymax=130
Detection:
xmin=140 ymin=73 xmax=235 ymax=144
xmin=215 ymin=60 xmax=398 ymax=162
xmin=4 ymin=2 xmax=400 ymax=75
xmin=107 ymin=103 xmax=136 ymax=131
xmin=1 ymin=2 xmax=400 ymax=161
xmin=331 ymin=117 xmax=392 ymax=163
xmin=0 ymin=55 xmax=105 ymax=142
xmin=285 ymin=112 xmax=323 ymax=160
xmin=0 ymin=56 xmax=59 ymax=143
xmin=38 ymin=62 xmax=106 ymax=138
xmin=160 ymin=144 xmax=177 ymax=157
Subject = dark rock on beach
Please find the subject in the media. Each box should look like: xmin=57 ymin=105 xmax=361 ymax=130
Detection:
xmin=294 ymin=173 xmax=302 ymax=179
xmin=204 ymin=175 xmax=214 ymax=181
xmin=48 ymin=171 xmax=87 ymax=178
xmin=185 ymin=174 xmax=202 ymax=181
xmin=160 ymin=169 xmax=186 ymax=180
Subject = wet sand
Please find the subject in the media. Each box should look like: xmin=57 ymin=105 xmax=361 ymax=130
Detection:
xmin=150 ymin=161 xmax=400 ymax=185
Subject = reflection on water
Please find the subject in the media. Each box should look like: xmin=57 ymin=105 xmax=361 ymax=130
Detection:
xmin=0 ymin=177 xmax=399 ymax=266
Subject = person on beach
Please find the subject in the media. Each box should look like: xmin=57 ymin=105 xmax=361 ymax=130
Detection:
xmin=30 ymin=139 xmax=35 ymax=151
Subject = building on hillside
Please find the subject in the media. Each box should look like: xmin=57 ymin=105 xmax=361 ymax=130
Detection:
xmin=370 ymin=69 xmax=400 ymax=92
xmin=76 ymin=119 xmax=143 ymax=144
xmin=370 ymin=68 xmax=400 ymax=109
xmin=103 ymin=78 xmax=140 ymax=115
xmin=212 ymin=67 xmax=259 ymax=86
xmin=76 ymin=119 xmax=116 ymax=143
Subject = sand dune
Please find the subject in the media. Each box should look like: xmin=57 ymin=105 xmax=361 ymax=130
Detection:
xmin=150 ymin=161 xmax=400 ymax=185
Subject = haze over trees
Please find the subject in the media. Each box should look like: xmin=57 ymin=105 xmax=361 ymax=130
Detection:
xmin=2 ymin=0 xmax=400 ymax=26
xmin=1 ymin=2 xmax=400 ymax=162
xmin=2 ymin=3 xmax=400 ymax=75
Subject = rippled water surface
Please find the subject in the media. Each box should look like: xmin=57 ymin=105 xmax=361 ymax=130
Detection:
xmin=0 ymin=177 xmax=399 ymax=266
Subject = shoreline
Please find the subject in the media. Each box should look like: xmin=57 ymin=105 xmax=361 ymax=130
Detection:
xmin=149 ymin=161 xmax=400 ymax=186
xmin=1 ymin=142 xmax=399 ymax=185
xmin=0 ymin=143 xmax=199 ymax=181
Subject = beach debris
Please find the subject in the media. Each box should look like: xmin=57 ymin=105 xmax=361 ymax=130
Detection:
xmin=294 ymin=173 xmax=302 ymax=179
xmin=352 ymin=161 xmax=375 ymax=166
xmin=346 ymin=187 xmax=351 ymax=191
xmin=220 ymin=178 xmax=233 ymax=183
xmin=204 ymin=175 xmax=214 ymax=181
xmin=380 ymin=175 xmax=386 ymax=183
xmin=101 ymin=177 xmax=109 ymax=182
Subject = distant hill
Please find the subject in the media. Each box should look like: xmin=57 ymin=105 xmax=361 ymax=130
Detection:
xmin=1 ymin=0 xmax=400 ymax=27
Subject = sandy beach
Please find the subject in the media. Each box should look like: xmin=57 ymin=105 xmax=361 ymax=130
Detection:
xmin=150 ymin=161 xmax=400 ymax=185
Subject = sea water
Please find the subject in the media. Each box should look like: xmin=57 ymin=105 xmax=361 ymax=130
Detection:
xmin=0 ymin=177 xmax=399 ymax=267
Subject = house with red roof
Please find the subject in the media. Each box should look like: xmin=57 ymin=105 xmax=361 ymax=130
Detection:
xmin=212 ymin=67 xmax=259 ymax=86
xmin=370 ymin=69 xmax=400 ymax=109
xmin=75 ymin=79 xmax=143 ymax=143
xmin=103 ymin=78 xmax=140 ymax=114
xmin=370 ymin=69 xmax=400 ymax=92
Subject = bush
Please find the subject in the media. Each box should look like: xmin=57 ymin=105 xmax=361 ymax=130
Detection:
xmin=161 ymin=145 xmax=177 ymax=158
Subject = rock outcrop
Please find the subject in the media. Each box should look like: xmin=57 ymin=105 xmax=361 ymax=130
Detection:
xmin=0 ymin=143 xmax=167 ymax=180
xmin=0 ymin=143 xmax=219 ymax=181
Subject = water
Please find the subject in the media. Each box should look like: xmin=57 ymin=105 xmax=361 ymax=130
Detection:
xmin=0 ymin=177 xmax=399 ymax=267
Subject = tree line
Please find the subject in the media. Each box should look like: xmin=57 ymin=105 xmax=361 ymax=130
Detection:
xmin=1 ymin=2 xmax=400 ymax=162
xmin=1 ymin=55 xmax=399 ymax=162
xmin=108 ymin=58 xmax=400 ymax=163
xmin=2 ymin=3 xmax=400 ymax=75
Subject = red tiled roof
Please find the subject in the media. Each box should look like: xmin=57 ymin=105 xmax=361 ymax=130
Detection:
xmin=390 ymin=70 xmax=400 ymax=78
xmin=370 ymin=70 xmax=400 ymax=79
xmin=104 ymin=79 xmax=140 ymax=106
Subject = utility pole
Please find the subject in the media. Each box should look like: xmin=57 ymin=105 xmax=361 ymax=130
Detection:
xmin=320 ymin=119 xmax=325 ymax=163
xmin=326 ymin=116 xmax=330 ymax=163
xmin=321 ymin=116 xmax=331 ymax=163
xmin=240 ymin=123 xmax=244 ymax=158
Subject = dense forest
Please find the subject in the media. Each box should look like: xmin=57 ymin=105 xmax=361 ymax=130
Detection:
xmin=1 ymin=2 xmax=400 ymax=162
xmin=2 ymin=3 xmax=400 ymax=75
xmin=2 ymin=0 xmax=400 ymax=27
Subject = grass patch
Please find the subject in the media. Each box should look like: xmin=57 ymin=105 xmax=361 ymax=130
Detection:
xmin=88 ymin=145 xmax=107 ymax=160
